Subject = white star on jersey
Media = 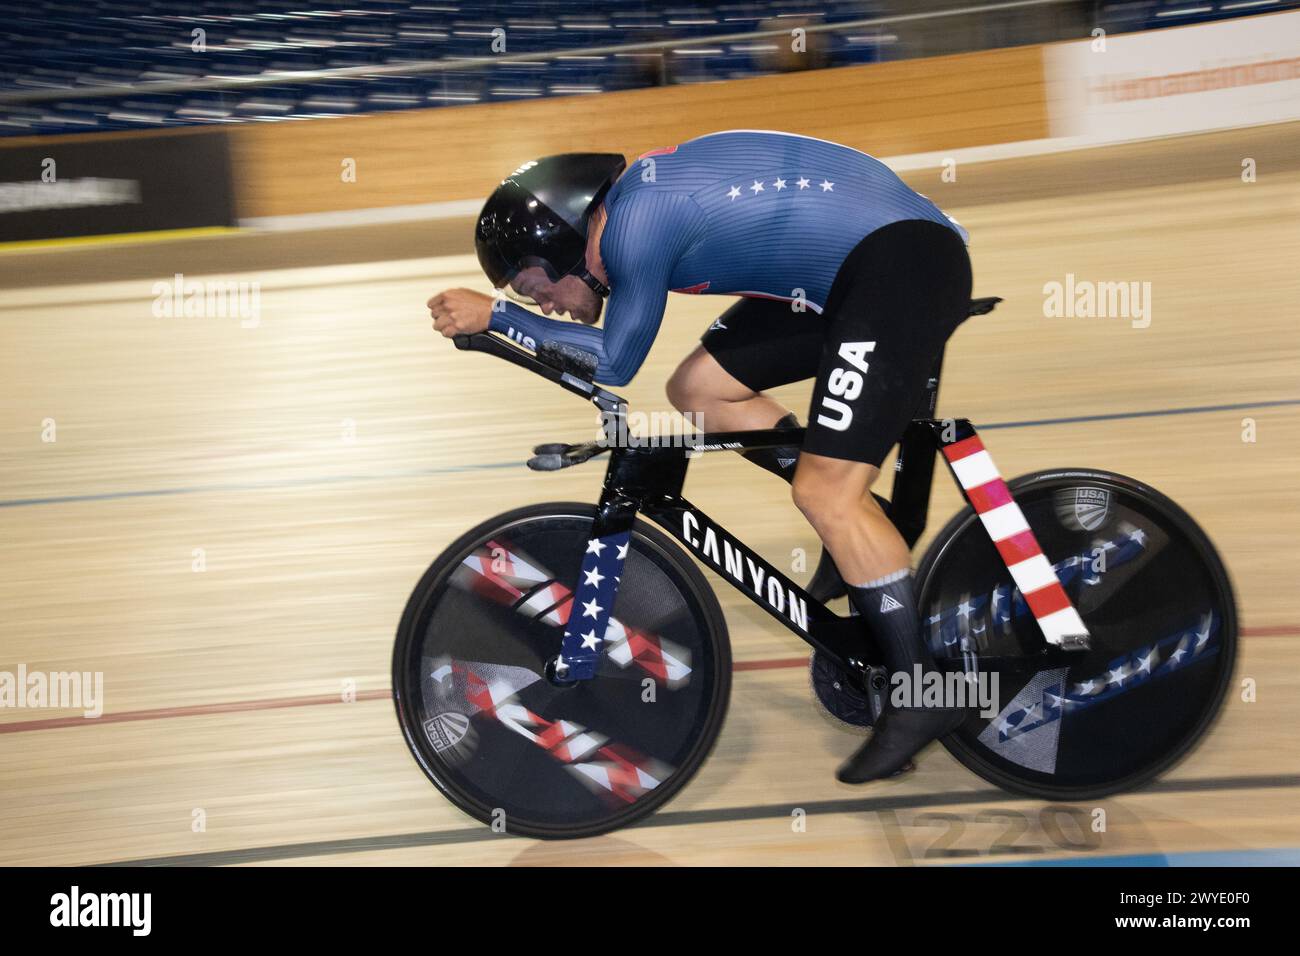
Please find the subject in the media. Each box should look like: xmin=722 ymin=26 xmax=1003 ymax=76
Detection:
xmin=585 ymin=538 xmax=606 ymax=556
xmin=616 ymin=542 xmax=629 ymax=560
xmin=581 ymin=597 xmax=603 ymax=619
xmin=724 ymin=175 xmax=828 ymax=196
xmin=583 ymin=567 xmax=605 ymax=587
xmin=580 ymin=629 xmax=600 ymax=650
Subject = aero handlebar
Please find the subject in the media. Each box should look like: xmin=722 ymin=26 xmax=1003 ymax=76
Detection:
xmin=453 ymin=332 xmax=626 ymax=415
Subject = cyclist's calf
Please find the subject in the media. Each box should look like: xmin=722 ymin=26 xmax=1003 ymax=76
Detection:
xmin=792 ymin=454 xmax=909 ymax=585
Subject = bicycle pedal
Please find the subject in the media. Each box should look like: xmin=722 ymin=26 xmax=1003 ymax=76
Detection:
xmin=1056 ymin=633 xmax=1092 ymax=652
xmin=865 ymin=665 xmax=889 ymax=724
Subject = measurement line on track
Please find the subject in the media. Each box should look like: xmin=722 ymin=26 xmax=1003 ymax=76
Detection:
xmin=0 ymin=461 xmax=522 ymax=509
xmin=3 ymin=623 xmax=1293 ymax=735
xmin=2 ymin=398 xmax=1297 ymax=510
xmin=99 ymin=772 xmax=1300 ymax=867
xmin=734 ymin=657 xmax=808 ymax=671
xmin=977 ymin=398 xmax=1300 ymax=431
xmin=0 ymin=689 xmax=393 ymax=734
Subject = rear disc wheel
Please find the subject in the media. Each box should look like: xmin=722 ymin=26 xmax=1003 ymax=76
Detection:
xmin=916 ymin=470 xmax=1236 ymax=800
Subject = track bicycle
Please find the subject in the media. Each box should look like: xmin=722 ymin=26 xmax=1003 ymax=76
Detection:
xmin=393 ymin=297 xmax=1237 ymax=839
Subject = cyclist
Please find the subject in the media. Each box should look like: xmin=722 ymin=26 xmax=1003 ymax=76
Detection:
xmin=428 ymin=130 xmax=973 ymax=783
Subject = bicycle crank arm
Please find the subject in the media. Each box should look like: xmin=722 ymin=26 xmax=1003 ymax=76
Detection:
xmin=934 ymin=647 xmax=1089 ymax=675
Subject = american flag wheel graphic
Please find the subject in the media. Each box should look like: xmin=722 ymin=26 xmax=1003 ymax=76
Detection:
xmin=392 ymin=502 xmax=731 ymax=839
xmin=915 ymin=469 xmax=1236 ymax=801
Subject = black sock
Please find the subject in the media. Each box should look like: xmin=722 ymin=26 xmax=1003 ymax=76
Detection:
xmin=740 ymin=412 xmax=801 ymax=484
xmin=846 ymin=570 xmax=936 ymax=679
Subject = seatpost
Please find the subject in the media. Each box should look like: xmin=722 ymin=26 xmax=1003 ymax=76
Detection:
xmin=888 ymin=347 xmax=946 ymax=550
xmin=922 ymin=346 xmax=944 ymax=418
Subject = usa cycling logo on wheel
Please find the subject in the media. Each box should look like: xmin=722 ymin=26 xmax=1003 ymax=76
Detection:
xmin=424 ymin=712 xmax=471 ymax=753
xmin=1056 ymin=487 xmax=1111 ymax=531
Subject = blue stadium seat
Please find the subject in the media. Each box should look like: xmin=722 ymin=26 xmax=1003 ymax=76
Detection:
xmin=2 ymin=0 xmax=1296 ymax=136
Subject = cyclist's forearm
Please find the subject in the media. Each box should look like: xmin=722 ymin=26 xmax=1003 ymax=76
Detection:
xmin=488 ymin=305 xmax=629 ymax=385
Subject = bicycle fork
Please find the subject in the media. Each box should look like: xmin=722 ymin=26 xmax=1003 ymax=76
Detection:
xmin=551 ymin=494 xmax=639 ymax=681
xmin=551 ymin=441 xmax=691 ymax=682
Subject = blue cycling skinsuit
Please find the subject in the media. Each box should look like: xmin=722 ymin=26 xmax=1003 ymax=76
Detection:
xmin=489 ymin=129 xmax=973 ymax=465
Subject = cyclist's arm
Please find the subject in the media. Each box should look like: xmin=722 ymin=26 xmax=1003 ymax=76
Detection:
xmin=488 ymin=191 xmax=705 ymax=387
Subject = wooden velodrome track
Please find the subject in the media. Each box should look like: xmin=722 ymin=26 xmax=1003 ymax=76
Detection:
xmin=2 ymin=123 xmax=1298 ymax=867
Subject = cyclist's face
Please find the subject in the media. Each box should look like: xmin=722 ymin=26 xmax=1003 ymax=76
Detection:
xmin=508 ymin=268 xmax=603 ymax=325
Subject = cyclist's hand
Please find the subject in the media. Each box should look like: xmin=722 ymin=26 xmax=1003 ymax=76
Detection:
xmin=429 ymin=288 xmax=493 ymax=338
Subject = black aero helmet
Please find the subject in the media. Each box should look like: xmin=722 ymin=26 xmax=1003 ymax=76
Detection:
xmin=475 ymin=152 xmax=626 ymax=298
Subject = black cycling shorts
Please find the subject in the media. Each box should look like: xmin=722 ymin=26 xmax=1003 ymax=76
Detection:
xmin=699 ymin=219 xmax=972 ymax=466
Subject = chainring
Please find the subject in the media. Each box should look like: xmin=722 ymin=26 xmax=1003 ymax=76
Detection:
xmin=809 ymin=650 xmax=875 ymax=730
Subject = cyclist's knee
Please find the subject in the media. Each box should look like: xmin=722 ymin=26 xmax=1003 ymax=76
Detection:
xmin=792 ymin=468 xmax=854 ymax=527
xmin=792 ymin=456 xmax=878 ymax=528
xmin=667 ymin=349 xmax=747 ymax=414
xmin=666 ymin=356 xmax=706 ymax=413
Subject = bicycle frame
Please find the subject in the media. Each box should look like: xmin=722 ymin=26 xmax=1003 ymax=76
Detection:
xmin=452 ymin=326 xmax=1090 ymax=689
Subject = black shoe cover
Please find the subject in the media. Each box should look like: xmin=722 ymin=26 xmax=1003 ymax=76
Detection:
xmin=836 ymin=706 xmax=966 ymax=784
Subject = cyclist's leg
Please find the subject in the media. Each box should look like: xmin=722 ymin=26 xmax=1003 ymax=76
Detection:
xmin=669 ymin=299 xmax=853 ymax=600
xmin=668 ymin=297 xmax=824 ymax=481
xmin=667 ymin=296 xmax=823 ymax=433
xmin=791 ymin=219 xmax=972 ymax=782
xmin=794 ymin=221 xmax=971 ymax=580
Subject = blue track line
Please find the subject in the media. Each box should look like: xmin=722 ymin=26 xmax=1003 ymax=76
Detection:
xmin=977 ymin=398 xmax=1300 ymax=430
xmin=2 ymin=397 xmax=1297 ymax=510
xmin=0 ymin=462 xmax=520 ymax=509
xmin=973 ymin=847 xmax=1300 ymax=867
